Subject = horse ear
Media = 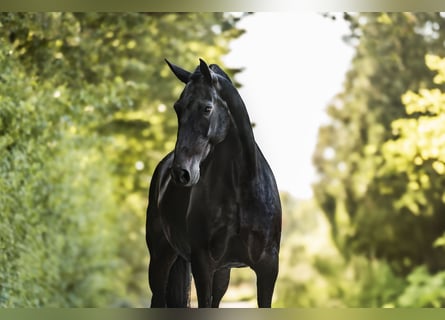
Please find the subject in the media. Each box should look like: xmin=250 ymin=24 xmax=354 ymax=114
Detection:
xmin=165 ymin=59 xmax=191 ymax=84
xmin=199 ymin=58 xmax=213 ymax=84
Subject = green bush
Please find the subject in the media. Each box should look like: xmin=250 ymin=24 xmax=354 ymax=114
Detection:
xmin=396 ymin=266 xmax=445 ymax=307
xmin=274 ymin=196 xmax=406 ymax=308
xmin=0 ymin=12 xmax=245 ymax=307
xmin=0 ymin=40 xmax=124 ymax=305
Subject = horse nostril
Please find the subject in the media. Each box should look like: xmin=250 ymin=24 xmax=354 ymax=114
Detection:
xmin=171 ymin=167 xmax=190 ymax=185
xmin=179 ymin=169 xmax=190 ymax=184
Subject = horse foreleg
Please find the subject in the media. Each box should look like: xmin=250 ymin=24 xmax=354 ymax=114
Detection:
xmin=166 ymin=256 xmax=192 ymax=307
xmin=148 ymin=248 xmax=177 ymax=308
xmin=252 ymin=252 xmax=279 ymax=308
xmin=191 ymin=252 xmax=214 ymax=308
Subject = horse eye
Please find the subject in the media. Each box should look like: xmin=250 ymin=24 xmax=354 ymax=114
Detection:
xmin=203 ymin=105 xmax=212 ymax=115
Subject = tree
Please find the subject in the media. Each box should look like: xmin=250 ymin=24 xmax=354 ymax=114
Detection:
xmin=313 ymin=13 xmax=445 ymax=275
xmin=370 ymin=54 xmax=445 ymax=308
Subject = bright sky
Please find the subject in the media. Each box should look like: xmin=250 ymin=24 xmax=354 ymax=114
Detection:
xmin=223 ymin=12 xmax=354 ymax=199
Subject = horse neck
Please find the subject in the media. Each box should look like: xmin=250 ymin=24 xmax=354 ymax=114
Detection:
xmin=218 ymin=81 xmax=258 ymax=180
xmin=208 ymin=131 xmax=254 ymax=185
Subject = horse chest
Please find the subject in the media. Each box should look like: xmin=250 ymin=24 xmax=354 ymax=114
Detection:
xmin=187 ymin=192 xmax=248 ymax=261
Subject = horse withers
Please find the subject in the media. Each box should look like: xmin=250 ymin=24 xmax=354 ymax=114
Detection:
xmin=145 ymin=59 xmax=282 ymax=308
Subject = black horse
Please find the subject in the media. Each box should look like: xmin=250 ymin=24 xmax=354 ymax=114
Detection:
xmin=146 ymin=59 xmax=281 ymax=308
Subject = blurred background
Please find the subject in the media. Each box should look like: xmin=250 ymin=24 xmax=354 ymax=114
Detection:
xmin=2 ymin=12 xmax=445 ymax=307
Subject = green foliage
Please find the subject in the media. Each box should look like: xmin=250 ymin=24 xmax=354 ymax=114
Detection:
xmin=313 ymin=12 xmax=445 ymax=275
xmin=396 ymin=266 xmax=445 ymax=307
xmin=0 ymin=12 xmax=244 ymax=307
xmin=0 ymin=35 xmax=122 ymax=306
xmin=379 ymin=54 xmax=445 ymax=307
xmin=274 ymin=195 xmax=406 ymax=308
xmin=310 ymin=13 xmax=445 ymax=308
xmin=381 ymin=55 xmax=445 ymax=219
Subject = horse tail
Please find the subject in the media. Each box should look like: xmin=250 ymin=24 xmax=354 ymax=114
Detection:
xmin=166 ymin=256 xmax=191 ymax=307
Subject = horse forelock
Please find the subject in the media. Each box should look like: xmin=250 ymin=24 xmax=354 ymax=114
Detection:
xmin=189 ymin=64 xmax=232 ymax=83
xmin=190 ymin=66 xmax=202 ymax=81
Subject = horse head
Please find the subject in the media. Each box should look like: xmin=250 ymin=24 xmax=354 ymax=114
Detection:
xmin=166 ymin=59 xmax=233 ymax=187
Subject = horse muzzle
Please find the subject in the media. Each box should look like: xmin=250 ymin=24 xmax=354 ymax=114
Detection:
xmin=171 ymin=165 xmax=190 ymax=186
xmin=170 ymin=164 xmax=199 ymax=187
